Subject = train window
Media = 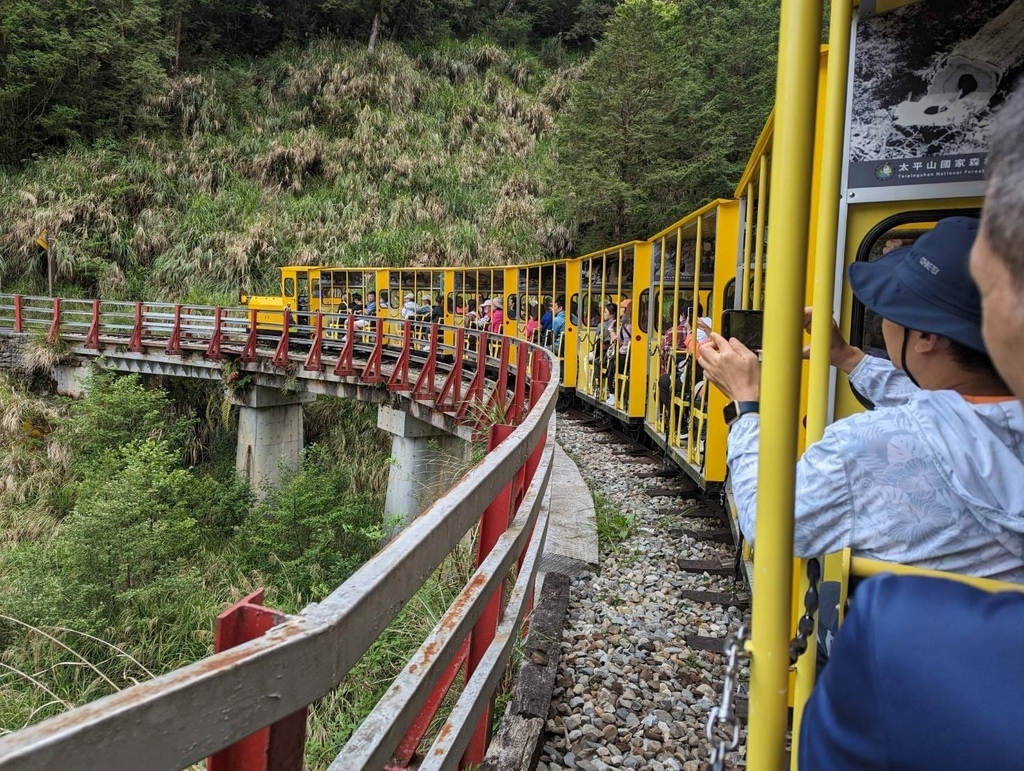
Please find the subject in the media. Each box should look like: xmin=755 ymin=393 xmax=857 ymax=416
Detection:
xmin=284 ymin=278 xmax=295 ymax=298
xmin=569 ymin=293 xmax=579 ymax=325
xmin=850 ymin=208 xmax=980 ymax=357
xmin=723 ymin=279 xmax=737 ymax=312
xmin=701 ymin=238 xmax=715 ymax=276
xmin=379 ymin=289 xmax=390 ymax=309
xmin=638 ymin=289 xmax=650 ymax=334
xmin=658 ymin=290 xmax=694 ymax=330
xmin=507 ymin=294 xmax=518 ymax=321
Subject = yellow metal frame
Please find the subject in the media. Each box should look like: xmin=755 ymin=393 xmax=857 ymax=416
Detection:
xmin=790 ymin=1 xmax=854 ymax=761
xmin=685 ymin=216 xmax=704 ymax=465
xmin=741 ymin=183 xmax=754 ymax=310
xmin=570 ymin=241 xmax=645 ymax=405
xmin=745 ymin=3 xmax=823 ymax=770
xmin=752 ymin=157 xmax=768 ymax=312
xmin=645 ymin=202 xmax=720 ymax=464
xmin=701 ymin=201 xmax=740 ymax=484
xmin=849 ymin=557 xmax=1024 ymax=594
xmin=622 ymin=241 xmax=651 ymax=417
xmin=560 ymin=257 xmax=581 ymax=388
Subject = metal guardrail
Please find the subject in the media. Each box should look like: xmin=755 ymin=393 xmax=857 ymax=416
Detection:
xmin=0 ymin=294 xmax=560 ymax=771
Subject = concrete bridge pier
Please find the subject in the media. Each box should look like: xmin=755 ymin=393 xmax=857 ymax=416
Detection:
xmin=54 ymin=364 xmax=90 ymax=398
xmin=234 ymin=386 xmax=315 ymax=496
xmin=378 ymin=405 xmax=469 ymax=539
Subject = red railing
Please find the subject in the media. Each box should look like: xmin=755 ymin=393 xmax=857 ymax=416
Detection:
xmin=0 ymin=293 xmax=559 ymax=771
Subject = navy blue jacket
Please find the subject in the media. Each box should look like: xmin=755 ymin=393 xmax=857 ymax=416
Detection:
xmin=800 ymin=574 xmax=1024 ymax=769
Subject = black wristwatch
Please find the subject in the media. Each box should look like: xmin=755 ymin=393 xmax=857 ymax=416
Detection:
xmin=724 ymin=400 xmax=759 ymax=426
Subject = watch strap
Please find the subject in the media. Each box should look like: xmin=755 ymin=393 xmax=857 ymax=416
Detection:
xmin=724 ymin=400 xmax=759 ymax=425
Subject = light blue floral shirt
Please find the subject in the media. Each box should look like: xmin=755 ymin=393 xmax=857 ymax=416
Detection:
xmin=728 ymin=356 xmax=1024 ymax=582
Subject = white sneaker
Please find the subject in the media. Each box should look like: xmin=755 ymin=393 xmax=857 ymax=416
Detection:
xmin=605 ymin=395 xmax=616 ymax=406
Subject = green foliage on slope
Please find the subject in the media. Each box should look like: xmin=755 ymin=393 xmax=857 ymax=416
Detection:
xmin=550 ymin=0 xmax=779 ymax=250
xmin=0 ymin=372 xmax=389 ymax=734
xmin=0 ymin=40 xmax=573 ymax=301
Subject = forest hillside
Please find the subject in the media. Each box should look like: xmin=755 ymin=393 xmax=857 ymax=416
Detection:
xmin=0 ymin=0 xmax=779 ymax=300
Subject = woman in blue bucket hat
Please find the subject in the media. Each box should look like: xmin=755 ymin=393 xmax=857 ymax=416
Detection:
xmin=699 ymin=216 xmax=1024 ymax=591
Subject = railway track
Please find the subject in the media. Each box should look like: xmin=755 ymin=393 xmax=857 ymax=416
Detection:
xmin=540 ymin=409 xmax=750 ymax=770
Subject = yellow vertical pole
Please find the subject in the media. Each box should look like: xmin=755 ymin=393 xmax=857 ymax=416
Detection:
xmin=659 ymin=236 xmax=670 ymax=426
xmin=688 ymin=216 xmax=703 ymax=464
xmin=791 ymin=2 xmax=854 ymax=766
xmin=670 ymin=228 xmax=683 ymax=444
xmin=741 ymin=183 xmax=754 ymax=310
xmin=746 ymin=0 xmax=823 ymax=768
xmin=752 ymin=158 xmax=768 ymax=311
xmin=805 ymin=12 xmax=852 ymax=442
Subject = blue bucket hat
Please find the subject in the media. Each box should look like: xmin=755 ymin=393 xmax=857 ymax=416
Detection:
xmin=848 ymin=216 xmax=985 ymax=353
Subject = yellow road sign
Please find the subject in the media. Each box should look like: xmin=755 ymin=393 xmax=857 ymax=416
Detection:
xmin=36 ymin=229 xmax=48 ymax=250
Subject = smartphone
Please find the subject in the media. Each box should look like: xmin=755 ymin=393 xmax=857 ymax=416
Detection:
xmin=722 ymin=309 xmax=764 ymax=350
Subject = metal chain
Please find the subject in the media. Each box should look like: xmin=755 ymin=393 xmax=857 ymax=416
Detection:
xmin=789 ymin=557 xmax=822 ymax=664
xmin=706 ymin=623 xmax=749 ymax=771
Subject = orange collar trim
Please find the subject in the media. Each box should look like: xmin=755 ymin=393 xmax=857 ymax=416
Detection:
xmin=962 ymin=394 xmax=1018 ymax=405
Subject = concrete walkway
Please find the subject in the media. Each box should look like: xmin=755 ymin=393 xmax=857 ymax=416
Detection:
xmin=539 ymin=444 xmax=599 ymax=577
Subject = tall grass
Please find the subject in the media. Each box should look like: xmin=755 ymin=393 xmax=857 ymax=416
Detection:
xmin=0 ymin=375 xmax=73 ymax=542
xmin=0 ymin=38 xmax=575 ymax=304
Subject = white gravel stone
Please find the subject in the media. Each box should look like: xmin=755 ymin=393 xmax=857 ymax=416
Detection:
xmin=540 ymin=414 xmax=751 ymax=770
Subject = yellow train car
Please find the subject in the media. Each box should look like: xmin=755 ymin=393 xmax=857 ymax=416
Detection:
xmin=735 ymin=2 xmax=1022 ymax=767
xmin=513 ymin=260 xmax=567 ymax=346
xmin=572 ymin=241 xmax=650 ymax=418
xmin=241 ymin=266 xmax=378 ymax=335
xmin=644 ymin=200 xmax=739 ymax=489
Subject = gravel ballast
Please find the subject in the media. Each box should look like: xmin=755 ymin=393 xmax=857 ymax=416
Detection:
xmin=540 ymin=415 xmax=750 ymax=771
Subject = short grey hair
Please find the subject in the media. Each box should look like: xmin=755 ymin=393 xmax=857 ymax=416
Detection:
xmin=985 ymin=83 xmax=1024 ymax=285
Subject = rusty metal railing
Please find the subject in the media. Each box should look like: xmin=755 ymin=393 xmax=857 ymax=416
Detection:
xmin=0 ymin=294 xmax=559 ymax=771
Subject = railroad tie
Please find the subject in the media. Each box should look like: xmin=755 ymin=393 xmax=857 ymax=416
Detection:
xmin=676 ymin=559 xmax=735 ymax=576
xmin=682 ymin=527 xmax=733 ymax=544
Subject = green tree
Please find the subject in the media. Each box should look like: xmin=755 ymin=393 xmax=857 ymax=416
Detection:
xmin=57 ymin=370 xmax=190 ymax=476
xmin=237 ymin=444 xmax=382 ymax=603
xmin=0 ymin=0 xmax=170 ymax=165
xmin=550 ymin=0 xmax=682 ymax=246
xmin=56 ymin=440 xmax=203 ymax=624
xmin=550 ymin=0 xmax=777 ymax=250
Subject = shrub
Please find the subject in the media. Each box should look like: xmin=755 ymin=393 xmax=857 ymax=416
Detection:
xmin=237 ymin=444 xmax=384 ymax=604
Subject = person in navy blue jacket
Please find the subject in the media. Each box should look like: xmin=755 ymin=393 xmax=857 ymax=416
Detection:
xmin=799 ymin=84 xmax=1024 ymax=770
xmin=799 ymin=575 xmax=1024 ymax=769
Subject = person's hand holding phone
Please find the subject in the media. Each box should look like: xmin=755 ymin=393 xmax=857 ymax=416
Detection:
xmin=698 ymin=332 xmax=761 ymax=402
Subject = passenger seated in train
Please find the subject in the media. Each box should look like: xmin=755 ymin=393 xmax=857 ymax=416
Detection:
xmin=525 ymin=305 xmax=540 ymax=343
xmin=658 ymin=307 xmax=710 ymax=423
xmin=401 ymin=293 xmax=431 ymax=320
xmin=551 ymin=296 xmax=566 ymax=355
xmin=605 ymin=299 xmax=632 ymax=406
xmin=364 ymin=291 xmax=377 ymax=314
xmin=488 ymin=297 xmax=504 ymax=333
xmin=601 ymin=302 xmax=615 ymax=348
xmin=541 ymin=300 xmax=553 ymax=344
xmin=699 ymin=216 xmax=1024 ymax=582
xmin=477 ymin=299 xmax=492 ymax=329
xmin=801 ymin=89 xmax=1024 ymax=770
xmin=592 ymin=302 xmax=615 ymax=389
